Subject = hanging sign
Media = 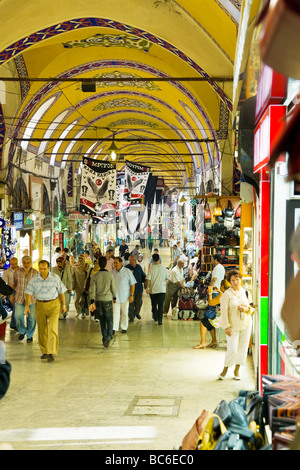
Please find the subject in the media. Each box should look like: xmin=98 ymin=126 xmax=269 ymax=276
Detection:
xmin=124 ymin=161 xmax=150 ymax=208
xmin=80 ymin=157 xmax=116 ymax=224
xmin=253 ymin=105 xmax=286 ymax=173
xmin=13 ymin=212 xmax=24 ymax=230
xmin=255 ymin=64 xmax=287 ymax=126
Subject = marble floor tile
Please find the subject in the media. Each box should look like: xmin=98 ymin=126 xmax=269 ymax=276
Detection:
xmin=0 ymin=246 xmax=255 ymax=450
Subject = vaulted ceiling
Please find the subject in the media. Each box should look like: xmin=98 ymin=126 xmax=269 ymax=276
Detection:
xmin=0 ymin=0 xmax=254 ymax=191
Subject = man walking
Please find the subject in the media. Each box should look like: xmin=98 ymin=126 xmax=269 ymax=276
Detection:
xmin=13 ymin=256 xmax=38 ymax=342
xmin=119 ymin=240 xmax=129 ymax=258
xmin=89 ymin=256 xmax=116 ymax=348
xmin=105 ymin=249 xmax=115 ymax=272
xmin=163 ymin=259 xmax=185 ymax=316
xmin=112 ymin=257 xmax=136 ymax=333
xmin=126 ymin=255 xmax=146 ymax=321
xmin=145 ymin=253 xmax=169 ymax=325
xmin=24 ymin=260 xmax=67 ymax=362
xmin=52 ymin=256 xmax=73 ymax=319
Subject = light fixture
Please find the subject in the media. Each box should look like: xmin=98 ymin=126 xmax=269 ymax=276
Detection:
xmin=108 ymin=137 xmax=119 ymax=162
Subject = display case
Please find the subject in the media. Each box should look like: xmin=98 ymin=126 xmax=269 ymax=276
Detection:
xmin=202 ymin=245 xmax=240 ymax=272
xmin=239 ymin=203 xmax=253 ymax=297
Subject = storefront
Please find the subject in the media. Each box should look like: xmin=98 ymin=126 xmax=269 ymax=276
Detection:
xmin=267 ymin=80 xmax=300 ymax=378
xmin=252 ymin=64 xmax=288 ymax=388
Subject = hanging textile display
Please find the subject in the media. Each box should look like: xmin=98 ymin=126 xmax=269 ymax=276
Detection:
xmin=124 ymin=160 xmax=150 ymax=207
xmin=79 ymin=157 xmax=116 ymax=224
xmin=195 ymin=200 xmax=205 ymax=249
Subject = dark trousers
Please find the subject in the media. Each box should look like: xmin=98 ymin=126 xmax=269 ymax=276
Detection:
xmin=95 ymin=300 xmax=114 ymax=343
xmin=128 ymin=292 xmax=143 ymax=320
xmin=150 ymin=293 xmax=166 ymax=324
xmin=163 ymin=281 xmax=180 ymax=314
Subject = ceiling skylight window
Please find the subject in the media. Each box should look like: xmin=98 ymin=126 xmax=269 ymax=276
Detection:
xmin=38 ymin=109 xmax=69 ymax=156
xmin=21 ymin=95 xmax=57 ymax=150
xmin=49 ymin=119 xmax=80 ymax=166
xmin=61 ymin=128 xmax=86 ymax=169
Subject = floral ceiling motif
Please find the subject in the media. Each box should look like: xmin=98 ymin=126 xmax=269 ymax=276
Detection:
xmin=93 ymin=98 xmax=160 ymax=113
xmin=63 ymin=33 xmax=152 ymax=52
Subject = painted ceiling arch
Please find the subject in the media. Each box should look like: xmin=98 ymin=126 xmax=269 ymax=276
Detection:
xmin=0 ymin=0 xmax=243 ymax=189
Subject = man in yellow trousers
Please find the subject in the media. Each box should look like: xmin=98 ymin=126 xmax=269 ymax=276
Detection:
xmin=24 ymin=260 xmax=67 ymax=362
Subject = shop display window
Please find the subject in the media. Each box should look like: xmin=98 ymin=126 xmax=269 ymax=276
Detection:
xmin=241 ymin=227 xmax=253 ymax=295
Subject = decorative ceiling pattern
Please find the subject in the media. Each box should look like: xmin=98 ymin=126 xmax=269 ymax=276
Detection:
xmin=0 ymin=0 xmax=249 ymax=189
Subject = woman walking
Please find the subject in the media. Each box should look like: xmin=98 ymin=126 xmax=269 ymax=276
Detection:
xmin=72 ymin=255 xmax=91 ymax=318
xmin=218 ymin=270 xmax=253 ymax=380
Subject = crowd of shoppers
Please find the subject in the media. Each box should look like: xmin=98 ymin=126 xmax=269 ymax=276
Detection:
xmin=0 ymin=234 xmax=252 ymax=381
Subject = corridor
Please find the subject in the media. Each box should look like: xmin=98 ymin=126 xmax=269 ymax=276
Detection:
xmin=0 ymin=247 xmax=255 ymax=450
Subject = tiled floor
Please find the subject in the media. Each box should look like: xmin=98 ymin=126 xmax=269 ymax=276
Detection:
xmin=0 ymin=246 xmax=255 ymax=450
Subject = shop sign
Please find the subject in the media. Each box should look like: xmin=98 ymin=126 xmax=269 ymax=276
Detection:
xmin=23 ymin=213 xmax=34 ymax=230
xmin=13 ymin=212 xmax=24 ymax=230
xmin=68 ymin=211 xmax=89 ymax=220
xmin=255 ymin=64 xmax=287 ymax=126
xmin=254 ymin=105 xmax=286 ymax=174
xmin=59 ymin=232 xmax=64 ymax=249
xmin=43 ymin=216 xmax=52 ymax=230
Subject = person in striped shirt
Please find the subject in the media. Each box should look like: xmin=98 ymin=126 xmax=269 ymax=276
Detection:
xmin=25 ymin=260 xmax=66 ymax=362
xmin=13 ymin=256 xmax=38 ymax=342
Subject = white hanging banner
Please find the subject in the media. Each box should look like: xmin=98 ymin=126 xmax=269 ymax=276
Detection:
xmin=80 ymin=157 xmax=116 ymax=224
xmin=124 ymin=160 xmax=150 ymax=208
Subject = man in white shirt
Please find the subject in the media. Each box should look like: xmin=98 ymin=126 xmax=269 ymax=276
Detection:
xmin=163 ymin=259 xmax=185 ymax=316
xmin=172 ymin=244 xmax=182 ymax=267
xmin=210 ymin=254 xmax=225 ymax=290
xmin=145 ymin=254 xmax=169 ymax=325
xmin=180 ymin=250 xmax=189 ymax=268
xmin=112 ymin=257 xmax=136 ymax=333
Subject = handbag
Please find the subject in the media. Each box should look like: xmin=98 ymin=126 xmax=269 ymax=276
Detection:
xmin=196 ymin=299 xmax=208 ymax=309
xmin=204 ymin=305 xmax=217 ymax=320
xmin=224 ymin=217 xmax=235 ymax=231
xmin=235 ymin=204 xmax=242 ymax=218
xmin=223 ymin=200 xmax=235 ymax=218
xmin=178 ymin=296 xmax=195 ymax=311
xmin=204 ymin=202 xmax=211 ymax=220
xmin=196 ymin=413 xmax=227 ymax=450
xmin=213 ymin=201 xmax=222 ymax=217
xmin=181 ymin=410 xmax=211 ymax=450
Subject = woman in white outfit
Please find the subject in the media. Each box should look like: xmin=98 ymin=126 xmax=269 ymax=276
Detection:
xmin=218 ymin=270 xmax=254 ymax=380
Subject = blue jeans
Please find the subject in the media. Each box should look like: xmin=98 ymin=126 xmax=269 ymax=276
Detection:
xmin=15 ymin=302 xmax=36 ymax=339
xmin=95 ymin=301 xmax=114 ymax=343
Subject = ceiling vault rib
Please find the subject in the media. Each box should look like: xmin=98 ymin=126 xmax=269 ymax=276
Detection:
xmin=0 ymin=76 xmax=233 ymax=83
xmin=15 ymin=138 xmax=216 ymax=143
xmin=43 ymin=153 xmax=202 ymax=157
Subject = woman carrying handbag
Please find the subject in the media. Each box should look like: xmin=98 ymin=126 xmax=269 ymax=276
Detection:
xmin=218 ymin=270 xmax=254 ymax=381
